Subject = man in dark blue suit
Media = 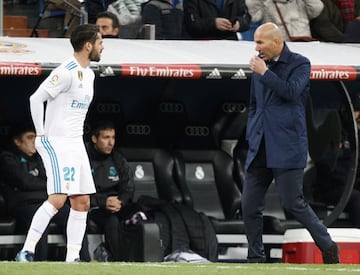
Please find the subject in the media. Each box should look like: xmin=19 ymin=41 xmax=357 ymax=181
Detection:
xmin=242 ymin=22 xmax=340 ymax=264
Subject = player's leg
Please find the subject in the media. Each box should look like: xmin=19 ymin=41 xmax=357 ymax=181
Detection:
xmin=16 ymin=194 xmax=67 ymax=262
xmin=16 ymin=136 xmax=68 ymax=262
xmin=66 ymin=194 xmax=90 ymax=262
xmin=65 ymin=144 xmax=95 ymax=262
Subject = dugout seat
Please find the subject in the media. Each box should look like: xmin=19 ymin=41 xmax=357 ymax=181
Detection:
xmin=105 ymin=147 xmax=184 ymax=262
xmin=0 ymin=185 xmax=17 ymax=261
xmin=0 ymin=182 xmax=16 ymax=236
xmin=0 ymin=152 xmax=18 ymax=238
xmin=120 ymin=147 xmax=183 ymax=203
xmin=172 ymin=149 xmax=244 ymax=234
xmin=31 ymin=0 xmax=66 ymax=37
xmin=212 ymin=100 xmax=249 ymax=191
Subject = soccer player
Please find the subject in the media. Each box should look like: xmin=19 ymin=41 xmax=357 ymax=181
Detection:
xmin=15 ymin=24 xmax=104 ymax=262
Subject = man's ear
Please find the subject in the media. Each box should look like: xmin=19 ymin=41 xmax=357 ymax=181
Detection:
xmin=13 ymin=137 xmax=21 ymax=147
xmin=91 ymin=135 xmax=97 ymax=144
xmin=274 ymin=37 xmax=281 ymax=46
xmin=85 ymin=41 xmax=93 ymax=52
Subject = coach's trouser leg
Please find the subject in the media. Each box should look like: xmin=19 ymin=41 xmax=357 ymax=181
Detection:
xmin=274 ymin=168 xmax=333 ymax=251
xmin=242 ymin=167 xmax=273 ymax=262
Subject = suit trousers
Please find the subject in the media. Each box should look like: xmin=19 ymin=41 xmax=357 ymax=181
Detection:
xmin=242 ymin=141 xmax=333 ymax=262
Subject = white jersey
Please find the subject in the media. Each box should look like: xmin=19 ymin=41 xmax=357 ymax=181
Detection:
xmin=32 ymin=57 xmax=94 ymax=138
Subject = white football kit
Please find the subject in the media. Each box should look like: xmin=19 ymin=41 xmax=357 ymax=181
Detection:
xmin=30 ymin=57 xmax=96 ymax=195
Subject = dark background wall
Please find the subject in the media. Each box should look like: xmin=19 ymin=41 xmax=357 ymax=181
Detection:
xmin=0 ymin=76 xmax=359 ymax=151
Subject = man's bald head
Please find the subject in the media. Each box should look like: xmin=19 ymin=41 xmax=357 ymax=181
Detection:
xmin=253 ymin=22 xmax=284 ymax=61
xmin=255 ymin=22 xmax=283 ymax=42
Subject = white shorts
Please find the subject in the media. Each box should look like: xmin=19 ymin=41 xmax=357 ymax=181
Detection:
xmin=35 ymin=136 xmax=96 ymax=195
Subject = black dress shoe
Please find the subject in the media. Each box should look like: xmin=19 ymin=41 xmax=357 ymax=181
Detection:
xmin=322 ymin=241 xmax=340 ymax=264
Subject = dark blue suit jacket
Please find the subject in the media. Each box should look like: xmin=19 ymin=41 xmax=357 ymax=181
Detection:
xmin=245 ymin=44 xmax=310 ymax=170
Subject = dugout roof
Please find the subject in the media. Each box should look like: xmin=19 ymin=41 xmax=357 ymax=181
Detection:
xmin=0 ymin=37 xmax=360 ymax=80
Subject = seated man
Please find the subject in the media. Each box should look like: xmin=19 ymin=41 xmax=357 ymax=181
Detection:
xmin=86 ymin=120 xmax=134 ymax=261
xmin=0 ymin=124 xmax=90 ymax=261
xmin=96 ymin=11 xmax=121 ymax=38
xmin=343 ymin=17 xmax=360 ymax=43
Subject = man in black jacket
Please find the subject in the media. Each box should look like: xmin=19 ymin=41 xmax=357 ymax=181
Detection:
xmin=86 ymin=120 xmax=134 ymax=261
xmin=310 ymin=0 xmax=345 ymax=42
xmin=0 ymin=124 xmax=90 ymax=261
xmin=183 ymin=0 xmax=251 ymax=40
xmin=141 ymin=0 xmax=184 ymax=39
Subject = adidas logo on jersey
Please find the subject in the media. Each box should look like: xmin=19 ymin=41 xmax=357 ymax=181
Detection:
xmin=206 ymin=68 xmax=222 ymax=79
xmin=231 ymin=69 xmax=246 ymax=79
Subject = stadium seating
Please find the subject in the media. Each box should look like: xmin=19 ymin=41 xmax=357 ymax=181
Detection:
xmin=120 ymin=147 xmax=183 ymax=203
xmin=172 ymin=148 xmax=247 ymax=261
xmin=106 ymin=147 xmax=185 ymax=262
xmin=30 ymin=0 xmax=69 ymax=37
xmin=3 ymin=15 xmax=48 ymax=37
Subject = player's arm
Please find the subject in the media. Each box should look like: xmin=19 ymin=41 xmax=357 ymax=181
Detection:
xmin=29 ymin=67 xmax=71 ymax=136
xmin=29 ymin=87 xmax=51 ymax=136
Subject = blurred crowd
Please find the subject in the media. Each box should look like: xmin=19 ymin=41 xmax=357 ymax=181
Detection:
xmin=5 ymin=0 xmax=360 ymax=42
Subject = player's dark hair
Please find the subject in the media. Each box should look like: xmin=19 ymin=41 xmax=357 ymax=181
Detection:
xmin=70 ymin=24 xmax=99 ymax=52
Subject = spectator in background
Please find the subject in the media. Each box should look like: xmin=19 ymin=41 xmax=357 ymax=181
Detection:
xmin=107 ymin=0 xmax=147 ymax=38
xmin=337 ymin=0 xmax=359 ymax=27
xmin=341 ymin=0 xmax=360 ymax=42
xmin=183 ymin=0 xmax=251 ymax=40
xmin=246 ymin=0 xmax=324 ymax=41
xmin=343 ymin=16 xmax=360 ymax=42
xmin=310 ymin=0 xmax=345 ymax=42
xmin=86 ymin=121 xmax=134 ymax=261
xmin=0 ymin=124 xmax=90 ymax=261
xmin=96 ymin=11 xmax=121 ymax=38
xmin=140 ymin=0 xmax=184 ymax=39
xmin=87 ymin=0 xmax=117 ymax=23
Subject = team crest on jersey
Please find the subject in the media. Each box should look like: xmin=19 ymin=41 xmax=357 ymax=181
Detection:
xmin=49 ymin=74 xmax=59 ymax=85
xmin=78 ymin=71 xmax=83 ymax=81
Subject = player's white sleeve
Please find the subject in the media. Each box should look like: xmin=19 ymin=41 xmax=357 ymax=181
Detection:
xmin=29 ymin=87 xmax=51 ymax=136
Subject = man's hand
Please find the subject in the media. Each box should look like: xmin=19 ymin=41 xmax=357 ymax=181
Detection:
xmin=106 ymin=196 xmax=122 ymax=213
xmin=215 ymin=18 xmax=233 ymax=31
xmin=230 ymin=21 xmax=240 ymax=32
xmin=249 ymin=55 xmax=268 ymax=75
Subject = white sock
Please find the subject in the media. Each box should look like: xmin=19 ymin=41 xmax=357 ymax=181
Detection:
xmin=65 ymin=208 xmax=88 ymax=262
xmin=22 ymin=200 xmax=58 ymax=253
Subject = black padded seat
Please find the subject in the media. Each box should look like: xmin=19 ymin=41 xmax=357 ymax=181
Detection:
xmin=0 ymin=192 xmax=16 ymax=235
xmin=0 ymin=217 xmax=16 ymax=235
xmin=173 ymin=149 xmax=244 ymax=234
xmin=120 ymin=147 xmax=183 ymax=204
